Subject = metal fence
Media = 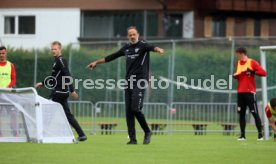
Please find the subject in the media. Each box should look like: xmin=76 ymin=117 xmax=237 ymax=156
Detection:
xmin=67 ymin=101 xmax=269 ymax=136
xmin=169 ymin=102 xmax=258 ymax=135
xmin=0 ymin=101 xmax=269 ymax=136
xmin=22 ymin=37 xmax=275 ymax=136
xmin=66 ymin=37 xmax=276 ymax=137
xmin=68 ymin=101 xmax=94 ymax=133
xmin=12 ymin=37 xmax=276 ymax=119
xmin=94 ymin=101 xmax=169 ymax=135
xmin=9 ymin=37 xmax=276 ymax=106
xmin=68 ymin=37 xmax=276 ymax=105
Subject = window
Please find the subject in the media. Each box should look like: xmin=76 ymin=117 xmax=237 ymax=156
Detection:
xmin=81 ymin=11 xmax=158 ymax=38
xmin=254 ymin=19 xmax=261 ymax=36
xmin=165 ymin=13 xmax=183 ymax=37
xmin=4 ymin=16 xmax=15 ymax=34
xmin=19 ymin=16 xmax=35 ymax=34
xmin=204 ymin=16 xmax=226 ymax=37
xmin=113 ymin=12 xmax=144 ymax=38
xmin=3 ymin=15 xmax=35 ymax=35
xmin=146 ymin=12 xmax=158 ymax=37
xmin=212 ymin=17 xmax=225 ymax=37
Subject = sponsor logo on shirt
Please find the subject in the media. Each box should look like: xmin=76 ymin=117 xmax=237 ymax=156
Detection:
xmin=128 ymin=54 xmax=139 ymax=59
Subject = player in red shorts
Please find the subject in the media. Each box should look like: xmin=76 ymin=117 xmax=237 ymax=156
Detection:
xmin=264 ymin=98 xmax=276 ymax=142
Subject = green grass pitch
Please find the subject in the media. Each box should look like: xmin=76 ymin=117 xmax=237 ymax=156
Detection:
xmin=0 ymin=133 xmax=275 ymax=164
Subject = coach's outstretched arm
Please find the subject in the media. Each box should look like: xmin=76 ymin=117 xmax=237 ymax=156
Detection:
xmin=86 ymin=58 xmax=106 ymax=70
xmin=86 ymin=46 xmax=125 ymax=70
xmin=153 ymin=47 xmax=164 ymax=55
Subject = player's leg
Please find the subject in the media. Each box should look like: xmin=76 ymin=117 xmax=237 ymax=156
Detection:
xmin=131 ymin=84 xmax=151 ymax=144
xmin=52 ymin=92 xmax=86 ymax=141
xmin=62 ymin=100 xmax=87 ymax=140
xmin=246 ymin=93 xmax=263 ymax=140
xmin=131 ymin=88 xmax=150 ymax=133
xmin=237 ymin=93 xmax=247 ymax=140
xmin=274 ymin=121 xmax=276 ymax=142
xmin=125 ymin=88 xmax=136 ymax=144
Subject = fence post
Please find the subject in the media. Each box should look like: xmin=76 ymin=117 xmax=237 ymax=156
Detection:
xmin=168 ymin=40 xmax=176 ymax=105
xmin=260 ymin=48 xmax=269 ymax=140
xmin=168 ymin=104 xmax=173 ymax=135
xmin=33 ymin=49 xmax=38 ymax=86
xmin=68 ymin=44 xmax=73 ymax=73
xmin=116 ymin=41 xmax=122 ymax=117
xmin=167 ymin=40 xmax=176 ymax=135
xmin=90 ymin=102 xmax=96 ymax=135
xmin=227 ymin=38 xmax=235 ymax=122
xmin=143 ymin=10 xmax=147 ymax=40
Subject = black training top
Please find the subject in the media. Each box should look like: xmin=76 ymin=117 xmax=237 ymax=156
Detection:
xmin=43 ymin=56 xmax=74 ymax=93
xmin=105 ymin=40 xmax=155 ymax=80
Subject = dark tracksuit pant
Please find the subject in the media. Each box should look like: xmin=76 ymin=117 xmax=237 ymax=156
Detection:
xmin=51 ymin=91 xmax=85 ymax=137
xmin=125 ymin=82 xmax=151 ymax=140
xmin=237 ymin=93 xmax=262 ymax=137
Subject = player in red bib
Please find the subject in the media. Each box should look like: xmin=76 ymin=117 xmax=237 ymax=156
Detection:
xmin=264 ymin=98 xmax=276 ymax=142
xmin=233 ymin=47 xmax=266 ymax=141
xmin=0 ymin=46 xmax=18 ymax=137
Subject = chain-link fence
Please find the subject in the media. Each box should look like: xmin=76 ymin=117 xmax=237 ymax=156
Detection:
xmin=67 ymin=101 xmax=267 ymax=135
xmin=9 ymin=37 xmax=276 ymax=103
xmin=8 ymin=37 xmax=276 ymax=136
xmin=67 ymin=37 xmax=276 ymax=104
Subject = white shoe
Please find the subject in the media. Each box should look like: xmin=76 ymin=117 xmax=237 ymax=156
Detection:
xmin=237 ymin=137 xmax=246 ymax=141
xmin=257 ymin=137 xmax=264 ymax=141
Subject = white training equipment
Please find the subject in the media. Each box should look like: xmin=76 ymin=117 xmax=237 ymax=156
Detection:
xmin=0 ymin=87 xmax=76 ymax=143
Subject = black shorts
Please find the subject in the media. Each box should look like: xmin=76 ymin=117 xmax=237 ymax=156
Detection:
xmin=237 ymin=92 xmax=258 ymax=113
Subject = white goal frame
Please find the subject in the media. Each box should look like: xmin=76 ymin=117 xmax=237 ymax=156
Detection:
xmin=260 ymin=45 xmax=276 ymax=140
xmin=0 ymin=87 xmax=75 ymax=143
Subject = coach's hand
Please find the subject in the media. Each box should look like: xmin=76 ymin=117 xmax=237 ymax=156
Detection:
xmin=86 ymin=61 xmax=97 ymax=70
xmin=70 ymin=91 xmax=79 ymax=100
xmin=35 ymin=82 xmax=43 ymax=89
xmin=154 ymin=47 xmax=164 ymax=55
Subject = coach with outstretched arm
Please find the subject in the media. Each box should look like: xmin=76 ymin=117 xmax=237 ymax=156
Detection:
xmin=87 ymin=26 xmax=164 ymax=145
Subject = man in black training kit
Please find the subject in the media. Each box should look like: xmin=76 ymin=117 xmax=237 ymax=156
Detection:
xmin=87 ymin=26 xmax=164 ymax=144
xmin=35 ymin=41 xmax=87 ymax=142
